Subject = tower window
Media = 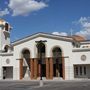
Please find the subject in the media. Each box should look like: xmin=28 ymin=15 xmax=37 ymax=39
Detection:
xmin=5 ymin=23 xmax=8 ymax=31
xmin=4 ymin=45 xmax=9 ymax=52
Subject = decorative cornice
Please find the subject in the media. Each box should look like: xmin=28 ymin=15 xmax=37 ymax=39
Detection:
xmin=80 ymin=41 xmax=90 ymax=44
xmin=72 ymin=48 xmax=90 ymax=52
xmin=0 ymin=53 xmax=13 ymax=56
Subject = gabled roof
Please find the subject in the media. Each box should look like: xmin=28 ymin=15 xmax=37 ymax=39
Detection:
xmin=12 ymin=32 xmax=89 ymax=46
xmin=12 ymin=32 xmax=74 ymax=46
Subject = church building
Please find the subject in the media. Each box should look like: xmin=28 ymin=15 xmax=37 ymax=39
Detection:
xmin=0 ymin=19 xmax=90 ymax=80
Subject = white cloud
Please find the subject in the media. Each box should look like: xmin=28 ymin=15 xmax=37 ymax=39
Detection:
xmin=52 ymin=32 xmax=68 ymax=36
xmin=8 ymin=0 xmax=48 ymax=16
xmin=75 ymin=17 xmax=90 ymax=39
xmin=0 ymin=8 xmax=9 ymax=16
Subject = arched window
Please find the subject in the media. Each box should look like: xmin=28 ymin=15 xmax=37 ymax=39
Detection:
xmin=22 ymin=49 xmax=30 ymax=59
xmin=52 ymin=47 xmax=62 ymax=59
xmin=37 ymin=42 xmax=45 ymax=59
xmin=52 ymin=47 xmax=63 ymax=77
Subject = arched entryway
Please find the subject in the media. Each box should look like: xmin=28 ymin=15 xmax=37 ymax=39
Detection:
xmin=36 ymin=41 xmax=46 ymax=78
xmin=52 ymin=47 xmax=63 ymax=78
xmin=20 ymin=49 xmax=30 ymax=79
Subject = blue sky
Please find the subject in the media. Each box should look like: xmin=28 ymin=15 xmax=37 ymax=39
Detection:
xmin=0 ymin=0 xmax=90 ymax=41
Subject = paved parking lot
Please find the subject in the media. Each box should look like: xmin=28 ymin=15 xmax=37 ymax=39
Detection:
xmin=0 ymin=80 xmax=90 ymax=90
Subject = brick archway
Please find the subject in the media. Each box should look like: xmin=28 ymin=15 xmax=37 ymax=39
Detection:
xmin=52 ymin=47 xmax=63 ymax=77
xmin=20 ymin=49 xmax=30 ymax=80
xmin=45 ymin=46 xmax=65 ymax=80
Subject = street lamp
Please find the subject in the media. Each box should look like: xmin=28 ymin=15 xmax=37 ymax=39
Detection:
xmin=35 ymin=40 xmax=47 ymax=86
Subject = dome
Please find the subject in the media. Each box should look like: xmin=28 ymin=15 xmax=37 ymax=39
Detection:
xmin=0 ymin=19 xmax=6 ymax=25
xmin=0 ymin=19 xmax=12 ymax=31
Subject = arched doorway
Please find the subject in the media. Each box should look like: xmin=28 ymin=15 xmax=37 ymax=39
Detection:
xmin=21 ymin=49 xmax=30 ymax=79
xmin=36 ymin=41 xmax=46 ymax=78
xmin=52 ymin=47 xmax=63 ymax=78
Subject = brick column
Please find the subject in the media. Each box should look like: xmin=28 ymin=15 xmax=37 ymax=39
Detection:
xmin=34 ymin=58 xmax=37 ymax=79
xmin=46 ymin=58 xmax=49 ymax=79
xmin=20 ymin=59 xmax=23 ymax=80
xmin=38 ymin=59 xmax=41 ymax=77
xmin=62 ymin=56 xmax=65 ymax=80
xmin=30 ymin=58 xmax=34 ymax=79
xmin=49 ymin=58 xmax=53 ymax=79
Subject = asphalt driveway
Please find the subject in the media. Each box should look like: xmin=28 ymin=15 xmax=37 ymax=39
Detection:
xmin=0 ymin=80 xmax=90 ymax=90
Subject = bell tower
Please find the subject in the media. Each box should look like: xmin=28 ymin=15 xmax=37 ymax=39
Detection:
xmin=0 ymin=19 xmax=11 ymax=52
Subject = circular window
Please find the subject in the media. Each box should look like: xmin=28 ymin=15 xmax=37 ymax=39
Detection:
xmin=6 ymin=59 xmax=10 ymax=64
xmin=81 ymin=55 xmax=86 ymax=61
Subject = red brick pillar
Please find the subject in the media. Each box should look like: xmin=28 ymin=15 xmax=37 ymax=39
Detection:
xmin=20 ymin=59 xmax=23 ymax=80
xmin=30 ymin=58 xmax=34 ymax=79
xmin=34 ymin=58 xmax=37 ymax=79
xmin=38 ymin=61 xmax=41 ymax=77
xmin=62 ymin=56 xmax=65 ymax=80
xmin=49 ymin=58 xmax=53 ymax=79
xmin=46 ymin=58 xmax=49 ymax=79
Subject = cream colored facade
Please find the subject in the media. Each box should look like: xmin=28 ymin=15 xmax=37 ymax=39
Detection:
xmin=0 ymin=19 xmax=90 ymax=80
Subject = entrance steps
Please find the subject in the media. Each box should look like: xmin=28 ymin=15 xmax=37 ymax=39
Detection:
xmin=22 ymin=77 xmax=63 ymax=81
xmin=37 ymin=77 xmax=63 ymax=81
xmin=53 ymin=77 xmax=63 ymax=81
xmin=23 ymin=77 xmax=30 ymax=80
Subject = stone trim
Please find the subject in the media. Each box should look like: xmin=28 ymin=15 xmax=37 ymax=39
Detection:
xmin=72 ymin=48 xmax=90 ymax=52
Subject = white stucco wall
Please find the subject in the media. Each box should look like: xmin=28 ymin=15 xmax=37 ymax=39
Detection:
xmin=69 ymin=49 xmax=90 ymax=79
xmin=0 ymin=56 xmax=2 ymax=79
xmin=0 ymin=54 xmax=20 ymax=80
xmin=0 ymin=55 xmax=14 ymax=79
xmin=72 ymin=51 xmax=90 ymax=64
xmin=14 ymin=37 xmax=73 ymax=58
xmin=1 ymin=56 xmax=13 ymax=66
